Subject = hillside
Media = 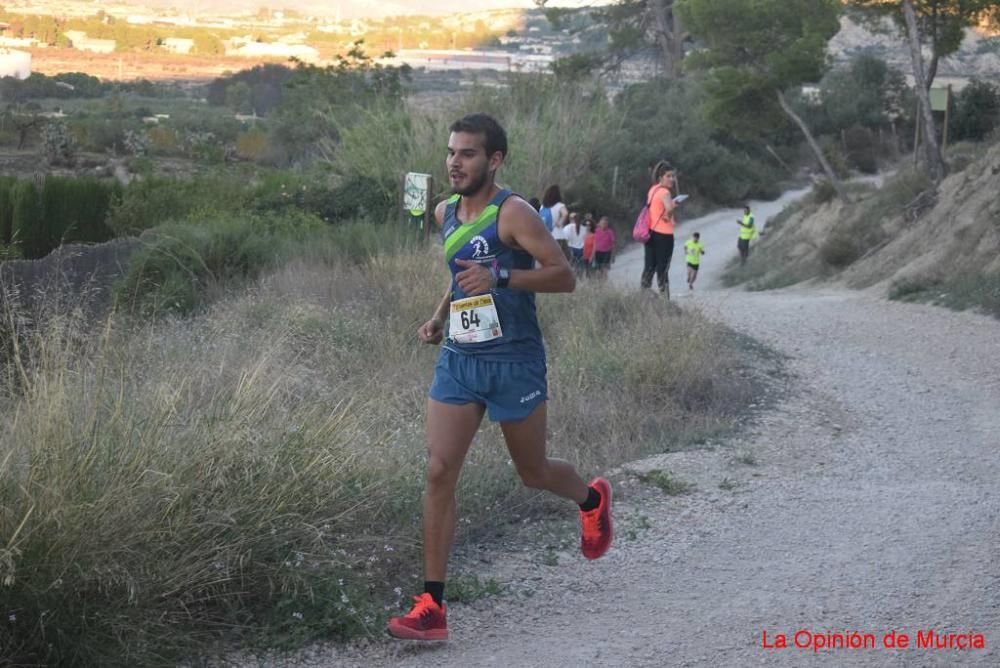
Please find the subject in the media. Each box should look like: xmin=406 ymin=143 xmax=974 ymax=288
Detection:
xmin=728 ymin=139 xmax=1000 ymax=316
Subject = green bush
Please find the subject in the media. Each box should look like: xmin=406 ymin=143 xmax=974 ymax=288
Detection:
xmin=40 ymin=177 xmax=119 ymax=244
xmin=811 ymin=180 xmax=838 ymax=205
xmin=0 ymin=176 xmax=15 ymax=245
xmin=108 ymin=176 xmax=250 ymax=236
xmin=114 ymin=212 xmax=325 ymax=315
xmin=11 ymin=181 xmax=45 ymax=259
xmin=844 ymin=125 xmax=878 ymax=174
xmin=949 ymin=79 xmax=1000 ymax=143
xmin=820 ymin=230 xmax=861 ymax=267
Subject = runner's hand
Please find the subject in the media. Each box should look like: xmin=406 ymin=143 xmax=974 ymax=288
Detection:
xmin=454 ymin=259 xmax=494 ymax=296
xmin=418 ymin=318 xmax=444 ymax=345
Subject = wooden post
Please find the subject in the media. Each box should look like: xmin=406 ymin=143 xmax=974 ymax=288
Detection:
xmin=399 ymin=172 xmax=407 ymax=228
xmin=611 ymin=165 xmax=619 ymax=199
xmin=941 ymin=85 xmax=952 ymax=154
xmin=424 ymin=176 xmax=434 ymax=242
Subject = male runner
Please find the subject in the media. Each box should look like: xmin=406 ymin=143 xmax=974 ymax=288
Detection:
xmin=387 ymin=113 xmax=613 ymax=641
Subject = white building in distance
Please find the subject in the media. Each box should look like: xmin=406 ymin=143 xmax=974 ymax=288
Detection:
xmin=226 ymin=40 xmax=319 ymax=62
xmin=0 ymin=48 xmax=31 ymax=79
xmin=162 ymin=37 xmax=194 ymax=54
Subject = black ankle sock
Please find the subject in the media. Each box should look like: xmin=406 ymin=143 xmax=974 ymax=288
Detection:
xmin=579 ymin=486 xmax=601 ymax=512
xmin=423 ymin=581 xmax=445 ymax=606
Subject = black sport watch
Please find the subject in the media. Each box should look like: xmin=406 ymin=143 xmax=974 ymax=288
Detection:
xmin=495 ymin=267 xmax=510 ymax=289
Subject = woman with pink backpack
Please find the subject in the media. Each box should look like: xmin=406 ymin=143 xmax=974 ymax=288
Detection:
xmin=636 ymin=161 xmax=682 ymax=299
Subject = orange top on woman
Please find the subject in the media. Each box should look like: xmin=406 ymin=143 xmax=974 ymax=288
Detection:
xmin=647 ymin=184 xmax=674 ymax=235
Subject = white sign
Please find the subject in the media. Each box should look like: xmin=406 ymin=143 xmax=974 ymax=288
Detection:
xmin=403 ymin=172 xmax=431 ymax=213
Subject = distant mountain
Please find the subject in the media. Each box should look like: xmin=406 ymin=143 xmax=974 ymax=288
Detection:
xmin=136 ymin=0 xmax=535 ymax=18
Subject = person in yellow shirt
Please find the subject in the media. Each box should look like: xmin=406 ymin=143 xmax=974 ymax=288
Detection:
xmin=736 ymin=205 xmax=757 ymax=265
xmin=684 ymin=232 xmax=705 ymax=291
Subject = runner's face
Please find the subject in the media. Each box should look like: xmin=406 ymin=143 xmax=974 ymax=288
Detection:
xmin=447 ymin=132 xmax=496 ymax=196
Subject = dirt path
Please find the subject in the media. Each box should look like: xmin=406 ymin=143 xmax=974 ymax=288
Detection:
xmin=289 ymin=190 xmax=1000 ymax=667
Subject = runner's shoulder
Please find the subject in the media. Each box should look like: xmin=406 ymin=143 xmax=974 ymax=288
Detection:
xmin=498 ymin=194 xmax=541 ymax=226
xmin=434 ymin=197 xmax=454 ymax=227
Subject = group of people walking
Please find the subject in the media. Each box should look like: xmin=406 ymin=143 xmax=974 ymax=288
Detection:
xmin=530 ymin=185 xmax=617 ymax=280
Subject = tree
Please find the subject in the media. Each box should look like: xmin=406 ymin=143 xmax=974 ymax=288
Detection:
xmin=850 ymin=0 xmax=1000 ymax=90
xmin=902 ymin=0 xmax=945 ymax=182
xmin=539 ymin=0 xmax=686 ymax=79
xmin=193 ymin=33 xmax=224 ymax=56
xmin=817 ymin=55 xmax=911 ymax=132
xmin=676 ymin=0 xmax=850 ymax=201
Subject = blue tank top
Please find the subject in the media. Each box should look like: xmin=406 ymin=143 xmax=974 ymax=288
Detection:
xmin=441 ymin=188 xmax=545 ymax=362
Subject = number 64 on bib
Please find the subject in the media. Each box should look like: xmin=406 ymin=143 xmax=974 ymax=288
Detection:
xmin=449 ymin=294 xmax=503 ymax=344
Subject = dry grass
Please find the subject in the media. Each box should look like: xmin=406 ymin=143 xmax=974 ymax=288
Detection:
xmin=1 ymin=243 xmax=755 ymax=665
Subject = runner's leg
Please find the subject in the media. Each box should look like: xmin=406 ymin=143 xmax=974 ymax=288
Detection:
xmin=500 ymin=402 xmax=589 ymax=503
xmin=424 ymin=399 xmax=485 ymax=582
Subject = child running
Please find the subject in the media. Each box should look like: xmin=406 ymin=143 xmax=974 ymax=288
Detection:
xmin=684 ymin=232 xmax=705 ymax=291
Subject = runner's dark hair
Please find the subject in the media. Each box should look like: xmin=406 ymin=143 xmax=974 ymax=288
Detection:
xmin=450 ymin=113 xmax=508 ymax=160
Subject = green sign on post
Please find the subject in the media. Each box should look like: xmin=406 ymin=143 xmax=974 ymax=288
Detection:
xmin=929 ymin=88 xmax=949 ymax=113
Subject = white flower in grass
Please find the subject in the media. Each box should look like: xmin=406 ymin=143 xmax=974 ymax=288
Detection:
xmin=393 ymin=587 xmax=402 ymax=597
xmin=292 ymin=612 xmax=304 ymax=620
xmin=340 ymin=593 xmax=349 ymax=604
xmin=8 ymin=614 xmax=14 ymax=622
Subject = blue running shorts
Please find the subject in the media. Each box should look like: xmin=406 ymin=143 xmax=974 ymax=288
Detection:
xmin=429 ymin=348 xmax=548 ymax=423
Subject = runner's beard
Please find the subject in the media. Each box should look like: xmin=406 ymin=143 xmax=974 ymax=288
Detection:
xmin=452 ymin=165 xmax=491 ymax=196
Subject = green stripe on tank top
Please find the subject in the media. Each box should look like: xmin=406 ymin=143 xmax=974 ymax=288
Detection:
xmin=443 ymin=204 xmax=499 ymax=261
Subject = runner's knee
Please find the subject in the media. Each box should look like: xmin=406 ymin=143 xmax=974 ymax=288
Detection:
xmin=426 ymin=455 xmax=461 ymax=490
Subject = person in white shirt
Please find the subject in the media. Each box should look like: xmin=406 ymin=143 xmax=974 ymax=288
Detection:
xmin=540 ymin=185 xmax=570 ymax=261
xmin=563 ymin=212 xmax=591 ymax=274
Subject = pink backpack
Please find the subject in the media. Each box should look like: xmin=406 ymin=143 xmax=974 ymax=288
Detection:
xmin=632 ymin=186 xmax=663 ymax=243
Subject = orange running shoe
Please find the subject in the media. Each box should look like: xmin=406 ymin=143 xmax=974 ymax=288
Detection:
xmin=386 ymin=593 xmax=448 ymax=641
xmin=580 ymin=477 xmax=613 ymax=560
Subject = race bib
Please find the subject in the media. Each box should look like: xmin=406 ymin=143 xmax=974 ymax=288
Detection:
xmin=449 ymin=294 xmax=503 ymax=344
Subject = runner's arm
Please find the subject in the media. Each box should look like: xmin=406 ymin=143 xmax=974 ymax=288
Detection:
xmin=502 ymin=197 xmax=575 ymax=293
xmin=418 ymin=201 xmax=453 ymax=342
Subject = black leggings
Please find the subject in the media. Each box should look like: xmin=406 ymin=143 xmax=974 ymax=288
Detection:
xmin=642 ymin=231 xmax=674 ymax=291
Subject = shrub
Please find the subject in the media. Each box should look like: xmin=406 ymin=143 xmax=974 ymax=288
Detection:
xmin=811 ymin=180 xmax=838 ymax=205
xmin=235 ymin=129 xmax=276 ymax=164
xmin=146 ymin=125 xmax=180 ymax=155
xmin=0 ymin=177 xmax=15 ymax=245
xmin=114 ymin=212 xmax=325 ymax=315
xmin=11 ymin=181 xmax=45 ymax=259
xmin=844 ymin=125 xmax=878 ymax=174
xmin=108 ymin=176 xmax=250 ymax=236
xmin=39 ymin=177 xmax=119 ymax=245
xmin=949 ymin=79 xmax=1000 ymax=143
xmin=819 ymin=230 xmax=861 ymax=267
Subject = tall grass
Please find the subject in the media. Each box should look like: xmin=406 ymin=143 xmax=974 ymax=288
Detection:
xmin=322 ymin=77 xmax=621 ymax=205
xmin=1 ymin=237 xmax=756 ymax=665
